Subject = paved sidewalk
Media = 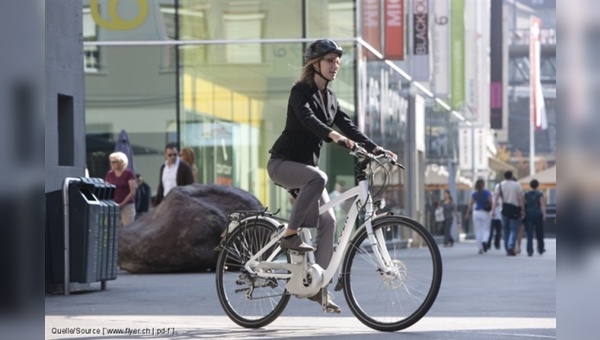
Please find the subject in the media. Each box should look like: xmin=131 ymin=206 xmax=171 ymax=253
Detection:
xmin=46 ymin=239 xmax=556 ymax=339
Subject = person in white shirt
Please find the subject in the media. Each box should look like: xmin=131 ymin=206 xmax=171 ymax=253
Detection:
xmin=491 ymin=171 xmax=525 ymax=256
xmin=154 ymin=143 xmax=194 ymax=205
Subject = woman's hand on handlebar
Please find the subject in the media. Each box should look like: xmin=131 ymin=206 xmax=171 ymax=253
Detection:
xmin=372 ymin=146 xmax=398 ymax=161
xmin=330 ymin=131 xmax=355 ymax=150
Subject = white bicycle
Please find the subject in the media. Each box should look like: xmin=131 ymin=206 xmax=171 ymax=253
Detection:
xmin=214 ymin=145 xmax=442 ymax=332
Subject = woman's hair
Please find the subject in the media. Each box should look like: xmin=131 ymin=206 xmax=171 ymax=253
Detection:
xmin=475 ymin=178 xmax=485 ymax=191
xmin=297 ymin=56 xmax=321 ymax=84
xmin=444 ymin=190 xmax=453 ymax=202
xmin=109 ymin=151 xmax=128 ymax=169
xmin=530 ymin=179 xmax=539 ymax=189
xmin=180 ymin=147 xmax=196 ymax=165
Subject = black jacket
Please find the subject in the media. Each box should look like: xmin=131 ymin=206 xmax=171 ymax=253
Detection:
xmin=155 ymin=160 xmax=194 ymax=205
xmin=269 ymin=82 xmax=378 ymax=166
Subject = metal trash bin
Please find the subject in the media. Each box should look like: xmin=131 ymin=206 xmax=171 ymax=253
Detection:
xmin=68 ymin=178 xmax=102 ymax=284
xmin=45 ymin=177 xmax=118 ymax=294
xmin=89 ymin=177 xmax=119 ymax=281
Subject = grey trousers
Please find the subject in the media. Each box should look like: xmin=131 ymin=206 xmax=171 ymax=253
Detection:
xmin=267 ymin=158 xmax=336 ymax=269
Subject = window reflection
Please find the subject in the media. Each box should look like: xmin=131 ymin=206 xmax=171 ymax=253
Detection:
xmin=84 ymin=1 xmax=365 ymax=214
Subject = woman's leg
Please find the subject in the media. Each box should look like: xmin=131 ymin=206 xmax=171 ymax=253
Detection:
xmin=524 ymin=217 xmax=535 ymax=255
xmin=481 ymin=214 xmax=491 ymax=251
xmin=267 ymin=159 xmax=327 ymax=230
xmin=535 ymin=214 xmax=545 ymax=254
xmin=120 ymin=203 xmax=136 ymax=227
xmin=314 ymin=189 xmax=336 ymax=270
xmin=473 ymin=211 xmax=488 ymax=252
xmin=444 ymin=218 xmax=454 ymax=245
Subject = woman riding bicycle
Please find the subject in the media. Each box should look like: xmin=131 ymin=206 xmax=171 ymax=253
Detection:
xmin=267 ymin=39 xmax=397 ymax=311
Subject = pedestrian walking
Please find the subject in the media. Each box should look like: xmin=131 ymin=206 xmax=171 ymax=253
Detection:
xmin=523 ymin=179 xmax=547 ymax=256
xmin=441 ymin=190 xmax=457 ymax=247
xmin=491 ymin=171 xmax=524 ymax=256
xmin=105 ymin=151 xmax=137 ymax=226
xmin=488 ymin=184 xmax=502 ymax=250
xmin=465 ymin=179 xmax=492 ymax=254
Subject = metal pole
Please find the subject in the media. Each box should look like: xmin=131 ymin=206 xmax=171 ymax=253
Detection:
xmin=406 ymin=91 xmax=416 ymax=219
xmin=530 ymin=94 xmax=535 ymax=176
xmin=471 ymin=125 xmax=476 ymax=184
xmin=174 ymin=0 xmax=181 ymax=149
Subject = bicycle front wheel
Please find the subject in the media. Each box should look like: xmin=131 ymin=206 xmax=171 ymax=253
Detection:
xmin=215 ymin=219 xmax=291 ymax=328
xmin=341 ymin=215 xmax=442 ymax=332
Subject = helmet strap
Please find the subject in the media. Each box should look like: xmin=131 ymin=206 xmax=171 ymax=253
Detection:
xmin=314 ymin=64 xmax=331 ymax=87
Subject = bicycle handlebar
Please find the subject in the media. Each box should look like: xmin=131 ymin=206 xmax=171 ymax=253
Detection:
xmin=336 ymin=139 xmax=405 ymax=169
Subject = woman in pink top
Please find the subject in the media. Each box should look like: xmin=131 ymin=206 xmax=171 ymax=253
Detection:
xmin=105 ymin=151 xmax=137 ymax=226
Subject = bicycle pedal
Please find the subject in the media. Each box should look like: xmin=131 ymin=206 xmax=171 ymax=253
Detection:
xmin=324 ymin=306 xmax=341 ymax=314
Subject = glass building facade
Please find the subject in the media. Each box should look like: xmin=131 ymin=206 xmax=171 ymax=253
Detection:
xmin=83 ymin=0 xmax=463 ymax=225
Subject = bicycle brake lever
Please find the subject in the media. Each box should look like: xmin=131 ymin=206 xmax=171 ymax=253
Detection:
xmin=393 ymin=161 xmax=405 ymax=169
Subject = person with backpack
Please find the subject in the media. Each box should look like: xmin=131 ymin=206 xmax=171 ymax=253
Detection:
xmin=465 ymin=179 xmax=493 ymax=254
xmin=491 ymin=171 xmax=525 ymax=256
xmin=523 ymin=179 xmax=547 ymax=256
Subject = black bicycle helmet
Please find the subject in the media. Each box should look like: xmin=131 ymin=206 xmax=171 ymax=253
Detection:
xmin=303 ymin=39 xmax=343 ymax=65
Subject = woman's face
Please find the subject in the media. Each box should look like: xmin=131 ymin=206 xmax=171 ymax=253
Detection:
xmin=317 ymin=52 xmax=341 ymax=80
xmin=110 ymin=158 xmax=123 ymax=171
xmin=179 ymin=151 xmax=189 ymax=163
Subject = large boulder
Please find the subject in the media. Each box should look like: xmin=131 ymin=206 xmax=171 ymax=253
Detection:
xmin=118 ymin=184 xmax=263 ymax=273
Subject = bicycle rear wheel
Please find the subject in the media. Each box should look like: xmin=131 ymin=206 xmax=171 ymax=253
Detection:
xmin=341 ymin=215 xmax=442 ymax=332
xmin=215 ymin=219 xmax=291 ymax=328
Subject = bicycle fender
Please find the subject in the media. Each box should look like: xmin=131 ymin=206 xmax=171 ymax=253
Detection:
xmin=353 ymin=213 xmax=421 ymax=236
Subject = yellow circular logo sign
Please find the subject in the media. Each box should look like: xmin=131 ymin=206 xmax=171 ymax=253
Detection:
xmin=90 ymin=0 xmax=148 ymax=31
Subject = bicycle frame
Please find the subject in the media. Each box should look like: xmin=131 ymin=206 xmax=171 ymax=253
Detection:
xmin=243 ymin=177 xmax=394 ymax=292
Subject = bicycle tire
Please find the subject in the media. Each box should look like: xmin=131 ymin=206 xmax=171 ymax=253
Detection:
xmin=215 ymin=218 xmax=291 ymax=328
xmin=341 ymin=215 xmax=443 ymax=332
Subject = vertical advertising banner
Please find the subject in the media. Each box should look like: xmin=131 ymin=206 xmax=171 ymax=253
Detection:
xmin=459 ymin=126 xmax=487 ymax=171
xmin=415 ymin=94 xmax=426 ymax=152
xmin=412 ymin=0 xmax=430 ymax=81
xmin=490 ymin=0 xmax=503 ymax=129
xmin=432 ymin=0 xmax=450 ymax=97
xmin=384 ymin=0 xmax=404 ymax=60
xmin=450 ymin=0 xmax=465 ymax=110
xmin=463 ymin=0 xmax=478 ymax=121
xmin=458 ymin=126 xmax=472 ymax=171
xmin=530 ymin=16 xmax=547 ymax=131
xmin=362 ymin=0 xmax=382 ymax=59
xmin=474 ymin=127 xmax=488 ymax=170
